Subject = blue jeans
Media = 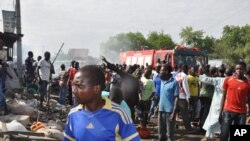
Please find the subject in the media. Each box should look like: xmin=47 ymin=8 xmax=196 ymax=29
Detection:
xmin=59 ymin=86 xmax=67 ymax=105
xmin=158 ymin=112 xmax=175 ymax=141
xmin=148 ymin=96 xmax=159 ymax=120
xmin=220 ymin=110 xmax=246 ymax=141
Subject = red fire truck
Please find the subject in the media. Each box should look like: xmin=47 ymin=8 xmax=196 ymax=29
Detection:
xmin=119 ymin=45 xmax=208 ymax=67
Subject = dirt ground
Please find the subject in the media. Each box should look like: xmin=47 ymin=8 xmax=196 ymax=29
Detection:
xmin=139 ymin=118 xmax=220 ymax=141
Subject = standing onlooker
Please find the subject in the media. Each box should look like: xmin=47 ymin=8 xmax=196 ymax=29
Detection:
xmin=151 ymin=66 xmax=158 ymax=80
xmin=148 ymin=65 xmax=161 ymax=121
xmin=71 ymin=61 xmax=79 ymax=105
xmin=67 ymin=60 xmax=76 ymax=105
xmin=219 ymin=62 xmax=250 ymax=141
xmin=33 ymin=55 xmax=42 ymax=71
xmin=32 ymin=56 xmax=42 ymax=83
xmin=199 ymin=65 xmax=233 ymax=140
xmin=104 ymin=69 xmax=111 ymax=91
xmin=175 ymin=64 xmax=192 ymax=131
xmin=187 ymin=67 xmax=199 ymax=122
xmin=171 ymin=64 xmax=180 ymax=78
xmin=158 ymin=64 xmax=179 ymax=141
xmin=37 ymin=51 xmax=53 ymax=108
xmin=25 ymin=51 xmax=35 ymax=85
xmin=138 ymin=68 xmax=155 ymax=128
xmin=64 ymin=65 xmax=140 ymax=141
xmin=0 ymin=39 xmax=8 ymax=115
xmin=199 ymin=65 xmax=216 ymax=132
xmin=58 ymin=64 xmax=68 ymax=105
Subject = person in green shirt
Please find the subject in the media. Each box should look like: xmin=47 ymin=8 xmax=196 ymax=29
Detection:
xmin=138 ymin=68 xmax=155 ymax=128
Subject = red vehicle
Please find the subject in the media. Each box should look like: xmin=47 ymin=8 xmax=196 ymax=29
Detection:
xmin=119 ymin=45 xmax=208 ymax=67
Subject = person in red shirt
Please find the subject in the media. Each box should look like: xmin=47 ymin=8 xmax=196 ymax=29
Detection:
xmin=219 ymin=61 xmax=250 ymax=141
xmin=67 ymin=61 xmax=79 ymax=105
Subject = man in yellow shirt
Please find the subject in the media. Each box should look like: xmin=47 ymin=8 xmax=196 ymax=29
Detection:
xmin=187 ymin=67 xmax=199 ymax=122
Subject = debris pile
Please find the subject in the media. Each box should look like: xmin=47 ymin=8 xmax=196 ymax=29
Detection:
xmin=0 ymin=89 xmax=71 ymax=141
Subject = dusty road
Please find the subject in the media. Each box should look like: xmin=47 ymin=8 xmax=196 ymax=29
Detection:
xmin=139 ymin=119 xmax=220 ymax=141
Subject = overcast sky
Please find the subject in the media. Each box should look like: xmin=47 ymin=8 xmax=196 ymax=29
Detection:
xmin=1 ymin=0 xmax=250 ymax=59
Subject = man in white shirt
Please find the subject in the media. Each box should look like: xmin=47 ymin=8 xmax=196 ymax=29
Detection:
xmin=37 ymin=51 xmax=53 ymax=108
xmin=175 ymin=64 xmax=192 ymax=131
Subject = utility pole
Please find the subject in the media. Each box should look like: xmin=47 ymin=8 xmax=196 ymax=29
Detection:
xmin=15 ymin=0 xmax=23 ymax=80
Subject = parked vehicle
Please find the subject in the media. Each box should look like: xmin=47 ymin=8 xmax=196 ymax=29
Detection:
xmin=119 ymin=45 xmax=208 ymax=67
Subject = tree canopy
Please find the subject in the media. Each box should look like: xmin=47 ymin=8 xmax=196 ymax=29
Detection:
xmin=147 ymin=31 xmax=175 ymax=50
xmin=213 ymin=25 xmax=250 ymax=65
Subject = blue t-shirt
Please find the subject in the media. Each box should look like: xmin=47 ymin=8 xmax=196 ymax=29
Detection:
xmin=64 ymin=98 xmax=140 ymax=141
xmin=154 ymin=75 xmax=161 ymax=97
xmin=159 ymin=77 xmax=179 ymax=113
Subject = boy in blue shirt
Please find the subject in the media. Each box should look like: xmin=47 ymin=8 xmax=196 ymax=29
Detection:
xmin=64 ymin=65 xmax=140 ymax=141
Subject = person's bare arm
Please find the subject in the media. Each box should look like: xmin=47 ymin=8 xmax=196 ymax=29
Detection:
xmin=197 ymin=57 xmax=207 ymax=75
xmin=102 ymin=56 xmax=125 ymax=77
xmin=170 ymin=96 xmax=179 ymax=121
xmin=37 ymin=66 xmax=41 ymax=81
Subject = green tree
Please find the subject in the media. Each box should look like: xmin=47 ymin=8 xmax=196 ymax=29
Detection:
xmin=222 ymin=25 xmax=245 ymax=48
xmin=210 ymin=40 xmax=227 ymax=59
xmin=213 ymin=25 xmax=250 ymax=64
xmin=147 ymin=31 xmax=175 ymax=49
xmin=202 ymin=36 xmax=216 ymax=54
xmin=179 ymin=26 xmax=216 ymax=54
xmin=179 ymin=26 xmax=204 ymax=47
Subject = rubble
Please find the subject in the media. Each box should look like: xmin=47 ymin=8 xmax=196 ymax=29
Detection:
xmin=0 ymin=89 xmax=71 ymax=141
xmin=5 ymin=120 xmax=27 ymax=132
xmin=6 ymin=99 xmax=35 ymax=116
xmin=35 ymin=127 xmax=63 ymax=140
xmin=0 ymin=114 xmax=30 ymax=126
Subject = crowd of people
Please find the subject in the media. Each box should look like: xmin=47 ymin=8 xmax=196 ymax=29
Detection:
xmin=1 ymin=40 xmax=250 ymax=140
xmin=97 ymin=57 xmax=250 ymax=141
